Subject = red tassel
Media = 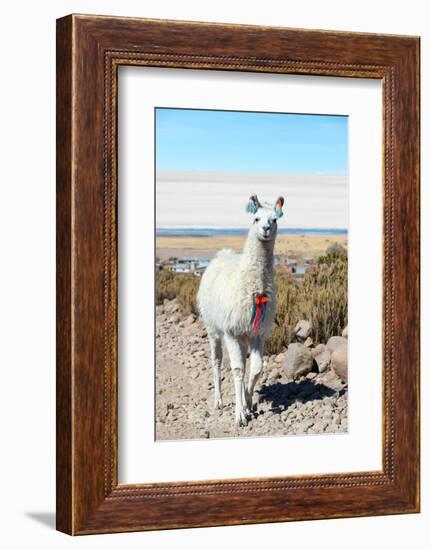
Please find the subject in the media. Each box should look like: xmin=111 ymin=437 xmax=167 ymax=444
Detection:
xmin=250 ymin=293 xmax=269 ymax=335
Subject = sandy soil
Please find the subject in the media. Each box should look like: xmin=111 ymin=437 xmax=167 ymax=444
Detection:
xmin=156 ymin=233 xmax=347 ymax=261
xmin=155 ymin=299 xmax=348 ymax=441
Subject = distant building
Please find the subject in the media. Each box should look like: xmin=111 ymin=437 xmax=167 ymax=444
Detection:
xmin=278 ymin=262 xmax=312 ymax=277
xmin=170 ymin=258 xmax=210 ymax=275
xmin=171 ymin=263 xmax=195 ymax=273
xmin=280 ymin=264 xmax=296 ymax=274
xmin=278 ymin=258 xmax=298 ymax=274
xmin=193 ymin=268 xmax=206 ymax=277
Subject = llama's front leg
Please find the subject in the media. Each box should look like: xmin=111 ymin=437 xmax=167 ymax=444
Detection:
xmin=208 ymin=335 xmax=223 ymax=409
xmin=224 ymin=334 xmax=248 ymax=427
xmin=246 ymin=337 xmax=264 ymax=410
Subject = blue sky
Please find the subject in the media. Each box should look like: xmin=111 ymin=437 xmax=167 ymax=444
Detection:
xmin=156 ymin=108 xmax=348 ymax=174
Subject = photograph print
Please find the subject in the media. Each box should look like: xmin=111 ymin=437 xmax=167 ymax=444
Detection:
xmin=155 ymin=107 xmax=348 ymax=441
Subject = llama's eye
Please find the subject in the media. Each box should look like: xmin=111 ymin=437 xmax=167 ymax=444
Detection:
xmin=254 ymin=217 xmax=260 ymax=223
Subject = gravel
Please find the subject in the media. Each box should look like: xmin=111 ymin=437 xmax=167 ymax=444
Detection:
xmin=155 ymin=300 xmax=348 ymax=440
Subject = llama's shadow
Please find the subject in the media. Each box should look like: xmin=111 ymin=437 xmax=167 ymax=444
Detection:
xmin=255 ymin=380 xmax=337 ymax=416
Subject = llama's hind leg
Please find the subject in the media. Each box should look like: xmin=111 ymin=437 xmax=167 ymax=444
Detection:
xmin=224 ymin=334 xmax=248 ymax=427
xmin=208 ymin=334 xmax=223 ymax=409
xmin=246 ymin=337 xmax=264 ymax=410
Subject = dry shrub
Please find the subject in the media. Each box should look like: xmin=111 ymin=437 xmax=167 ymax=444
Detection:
xmin=265 ymin=270 xmax=300 ymax=355
xmin=265 ymin=253 xmax=348 ymax=354
xmin=156 ymin=269 xmax=199 ymax=315
xmin=156 ymin=253 xmax=347 ymax=354
xmin=176 ymin=277 xmax=199 ymax=315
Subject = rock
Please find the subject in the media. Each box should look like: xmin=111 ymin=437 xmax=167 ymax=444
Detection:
xmin=183 ymin=322 xmax=207 ymax=338
xmin=184 ymin=314 xmax=196 ymax=327
xmin=331 ymin=343 xmax=348 ymax=383
xmin=313 ymin=420 xmax=329 ymax=431
xmin=283 ymin=343 xmax=314 ymax=380
xmin=303 ymin=336 xmax=313 ymax=347
xmin=294 ymin=320 xmax=312 ymax=342
xmin=164 ymin=298 xmax=180 ymax=313
xmin=267 ymin=368 xmax=281 ymax=383
xmin=314 ymin=350 xmax=331 ymax=373
xmin=327 ymin=336 xmax=347 ymax=353
xmin=311 ymin=344 xmax=326 ymax=358
xmin=168 ymin=314 xmax=180 ymax=324
xmin=332 ymin=412 xmax=342 ymax=425
xmin=342 ymin=325 xmax=348 ymax=338
xmin=183 ymin=324 xmax=196 ymax=336
xmin=298 ymin=418 xmax=314 ymax=431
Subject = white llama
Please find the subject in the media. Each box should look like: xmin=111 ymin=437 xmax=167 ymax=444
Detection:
xmin=197 ymin=195 xmax=284 ymax=426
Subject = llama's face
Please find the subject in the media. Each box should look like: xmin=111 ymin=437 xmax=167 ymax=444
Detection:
xmin=252 ymin=207 xmax=279 ymax=242
xmin=246 ymin=195 xmax=284 ymax=242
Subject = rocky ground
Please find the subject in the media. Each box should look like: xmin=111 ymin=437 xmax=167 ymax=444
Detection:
xmin=155 ymin=299 xmax=348 ymax=440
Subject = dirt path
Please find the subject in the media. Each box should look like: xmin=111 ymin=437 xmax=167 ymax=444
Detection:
xmin=156 ymin=299 xmax=348 ymax=440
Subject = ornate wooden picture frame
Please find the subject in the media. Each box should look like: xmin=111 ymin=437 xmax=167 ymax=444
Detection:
xmin=56 ymin=14 xmax=420 ymax=535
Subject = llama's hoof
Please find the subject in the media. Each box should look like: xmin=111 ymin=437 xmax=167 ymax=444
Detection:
xmin=215 ymin=396 xmax=223 ymax=409
xmin=235 ymin=408 xmax=248 ymax=427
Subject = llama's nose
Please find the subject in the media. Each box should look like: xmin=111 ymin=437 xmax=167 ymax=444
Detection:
xmin=262 ymin=224 xmax=270 ymax=232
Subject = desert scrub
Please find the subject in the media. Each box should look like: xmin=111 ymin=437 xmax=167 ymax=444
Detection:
xmin=157 ymin=253 xmax=347 ymax=354
xmin=316 ymin=249 xmax=347 ymax=266
xmin=265 ymin=270 xmax=300 ymax=355
xmin=156 ymin=269 xmax=199 ymax=315
xmin=299 ymin=254 xmax=348 ymax=344
xmin=265 ymin=254 xmax=348 ymax=354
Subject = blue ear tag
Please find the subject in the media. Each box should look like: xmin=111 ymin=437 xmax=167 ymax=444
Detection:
xmin=275 ymin=208 xmax=283 ymax=218
xmin=246 ymin=202 xmax=258 ymax=214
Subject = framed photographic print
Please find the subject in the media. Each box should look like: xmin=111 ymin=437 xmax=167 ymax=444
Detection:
xmin=56 ymin=14 xmax=420 ymax=534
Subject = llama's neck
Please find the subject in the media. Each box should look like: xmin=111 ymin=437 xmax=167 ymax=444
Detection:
xmin=240 ymin=230 xmax=275 ymax=295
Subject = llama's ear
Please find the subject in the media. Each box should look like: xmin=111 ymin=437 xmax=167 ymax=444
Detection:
xmin=274 ymin=196 xmax=284 ymax=218
xmin=246 ymin=194 xmax=262 ymax=214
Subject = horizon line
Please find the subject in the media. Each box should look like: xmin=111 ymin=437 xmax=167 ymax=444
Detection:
xmin=156 ymin=226 xmax=348 ymax=233
xmin=156 ymin=169 xmax=348 ymax=177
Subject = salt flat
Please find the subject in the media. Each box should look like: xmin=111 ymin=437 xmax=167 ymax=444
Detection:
xmin=156 ymin=170 xmax=348 ymax=230
xmin=156 ymin=232 xmax=348 ymax=261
